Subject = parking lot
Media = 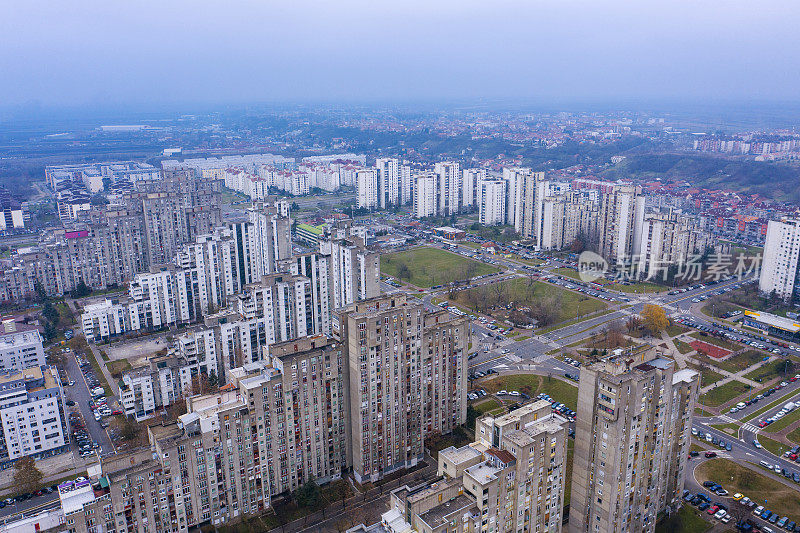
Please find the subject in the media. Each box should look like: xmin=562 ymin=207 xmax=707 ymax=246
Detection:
xmin=63 ymin=353 xmax=116 ymax=456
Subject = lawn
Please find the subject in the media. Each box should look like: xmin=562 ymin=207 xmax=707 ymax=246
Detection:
xmin=564 ymin=439 xmax=574 ymax=510
xmin=609 ymin=280 xmax=664 ymax=294
xmin=756 ymin=434 xmax=789 ymax=457
xmin=703 ymin=349 xmax=767 ymax=374
xmin=745 ymin=358 xmax=796 ymax=384
xmin=380 ymin=247 xmax=499 ymax=288
xmin=537 ymin=310 xmax=614 ymax=334
xmin=699 ymin=380 xmax=751 ymax=407
xmin=674 ymin=339 xmax=694 ymax=354
xmin=472 ymin=398 xmax=502 ymax=415
xmin=454 ymin=278 xmax=608 ymax=326
xmin=666 ymin=323 xmax=689 ymax=338
xmin=787 ymin=425 xmax=800 ymax=443
xmin=695 ymin=459 xmax=800 ymax=521
xmin=551 ymin=267 xmax=584 ymax=281
xmin=480 ymin=373 xmax=578 ymax=410
xmin=106 ymin=359 xmax=132 ymax=379
xmin=655 ymin=505 xmax=711 ymax=533
xmin=695 ymin=407 xmax=714 ymax=417
xmin=709 ymin=422 xmax=740 ymax=436
xmin=688 ymin=364 xmax=724 ymax=388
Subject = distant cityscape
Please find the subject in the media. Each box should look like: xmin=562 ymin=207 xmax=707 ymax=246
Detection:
xmin=0 ymin=105 xmax=799 ymax=533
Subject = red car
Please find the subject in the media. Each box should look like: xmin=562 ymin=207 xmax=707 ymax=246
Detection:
xmin=759 ymin=421 xmax=768 ymax=428
xmin=707 ymin=505 xmax=719 ymax=515
xmin=704 ymin=451 xmax=717 ymax=458
xmin=111 ymin=409 xmax=123 ymax=415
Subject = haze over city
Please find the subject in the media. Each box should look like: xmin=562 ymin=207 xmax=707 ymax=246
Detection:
xmin=2 ymin=0 xmax=800 ymax=107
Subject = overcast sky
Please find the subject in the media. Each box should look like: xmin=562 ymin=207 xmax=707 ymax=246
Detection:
xmin=1 ymin=0 xmax=798 ymax=108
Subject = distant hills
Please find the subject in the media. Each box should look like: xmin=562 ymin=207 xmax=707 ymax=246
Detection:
xmin=603 ymin=153 xmax=800 ymax=202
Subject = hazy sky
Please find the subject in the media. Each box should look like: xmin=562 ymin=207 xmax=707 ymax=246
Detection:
xmin=1 ymin=0 xmax=798 ymax=107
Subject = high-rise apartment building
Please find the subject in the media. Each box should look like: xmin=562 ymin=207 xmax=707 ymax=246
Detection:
xmin=0 ymin=366 xmax=68 ymax=462
xmin=597 ymin=185 xmax=645 ymax=265
xmin=474 ymin=400 xmax=570 ymax=533
xmin=414 ymin=173 xmax=438 ymax=218
xmin=760 ymin=218 xmax=800 ymax=302
xmin=400 ymin=164 xmax=413 ymax=205
xmin=569 ymin=346 xmax=698 ymax=533
xmin=357 ymin=168 xmax=379 ymax=210
xmin=337 ymin=294 xmax=469 ymax=483
xmin=635 ymin=210 xmax=711 ymax=280
xmin=462 ymin=168 xmax=486 ymax=209
xmin=0 ymin=320 xmax=45 ymax=372
xmin=321 ymin=235 xmax=380 ymax=310
xmin=376 ymin=158 xmax=400 ymax=208
xmin=479 ymin=179 xmax=507 ymax=226
xmin=435 ymin=162 xmax=461 ymax=216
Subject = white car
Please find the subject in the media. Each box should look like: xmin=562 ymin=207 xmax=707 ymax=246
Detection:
xmin=714 ymin=509 xmax=726 ymax=520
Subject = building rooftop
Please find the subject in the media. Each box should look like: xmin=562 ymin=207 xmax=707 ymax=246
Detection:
xmin=465 ymin=462 xmax=501 ymax=485
xmin=439 ymin=445 xmax=481 ymax=466
xmin=673 ymin=368 xmax=700 ymax=385
xmin=417 ymin=493 xmax=476 ymax=530
xmin=744 ymin=310 xmax=800 ymax=333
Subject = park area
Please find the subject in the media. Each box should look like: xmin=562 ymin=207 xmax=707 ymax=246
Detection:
xmin=699 ymin=379 xmax=751 ymax=407
xmin=452 ymin=278 xmax=607 ymax=327
xmin=380 ymin=247 xmax=499 ymax=288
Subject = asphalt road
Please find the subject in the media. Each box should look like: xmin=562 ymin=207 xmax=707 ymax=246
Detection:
xmin=63 ymin=354 xmax=114 ymax=455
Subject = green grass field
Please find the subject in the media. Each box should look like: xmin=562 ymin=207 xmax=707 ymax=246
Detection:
xmin=674 ymin=339 xmax=694 ymax=354
xmin=610 ymin=280 xmax=664 ymax=294
xmin=696 ymin=459 xmax=800 ymax=522
xmin=688 ymin=364 xmax=724 ymax=388
xmin=380 ymin=247 xmax=499 ymax=288
xmin=480 ymin=373 xmax=578 ymax=410
xmin=787 ymin=425 xmax=800 ymax=443
xmin=655 ymin=505 xmax=711 ymax=533
xmin=745 ymin=358 xmax=796 ymax=384
xmin=756 ymin=433 xmax=788 ymax=457
xmin=700 ymin=380 xmax=751 ymax=407
xmin=472 ymin=398 xmax=502 ymax=415
xmin=703 ymin=349 xmax=767 ymax=374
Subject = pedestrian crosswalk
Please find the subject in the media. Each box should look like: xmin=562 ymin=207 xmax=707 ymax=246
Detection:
xmin=741 ymin=422 xmax=760 ymax=434
xmin=717 ymin=414 xmax=736 ymax=423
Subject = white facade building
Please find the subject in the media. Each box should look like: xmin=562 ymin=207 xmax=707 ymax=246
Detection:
xmin=435 ymin=162 xmax=461 ymax=216
xmin=0 ymin=366 xmax=67 ymax=463
xmin=478 ymin=179 xmax=507 ymax=226
xmin=760 ymin=218 xmax=800 ymax=302
xmin=413 ymin=172 xmax=437 ymax=219
xmin=0 ymin=321 xmax=45 ymax=372
xmin=461 ymin=168 xmax=485 ymax=210
xmin=375 ymin=158 xmax=400 ymax=209
xmin=356 ymin=169 xmax=379 ymax=210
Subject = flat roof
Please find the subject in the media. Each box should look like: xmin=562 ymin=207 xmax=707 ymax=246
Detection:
xmin=744 ymin=310 xmax=800 ymax=333
xmin=417 ymin=493 xmax=476 ymax=530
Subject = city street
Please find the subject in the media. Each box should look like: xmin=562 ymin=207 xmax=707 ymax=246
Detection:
xmin=63 ymin=354 xmax=114 ymax=455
